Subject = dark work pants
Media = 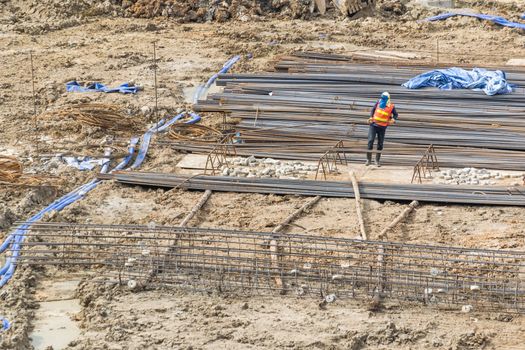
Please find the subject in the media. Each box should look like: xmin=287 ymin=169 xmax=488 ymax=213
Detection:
xmin=367 ymin=124 xmax=387 ymax=161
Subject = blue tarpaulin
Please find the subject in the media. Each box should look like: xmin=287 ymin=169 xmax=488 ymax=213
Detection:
xmin=66 ymin=81 xmax=139 ymax=94
xmin=61 ymin=156 xmax=110 ymax=171
xmin=426 ymin=12 xmax=525 ymax=30
xmin=402 ymin=68 xmax=514 ymax=95
xmin=1 ymin=317 xmax=10 ymax=332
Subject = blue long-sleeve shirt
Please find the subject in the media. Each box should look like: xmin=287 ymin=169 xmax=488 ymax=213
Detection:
xmin=370 ymin=102 xmax=398 ymax=127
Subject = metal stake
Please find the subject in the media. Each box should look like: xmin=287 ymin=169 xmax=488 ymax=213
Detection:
xmin=153 ymin=41 xmax=159 ymax=129
xmin=30 ymin=51 xmax=38 ymax=152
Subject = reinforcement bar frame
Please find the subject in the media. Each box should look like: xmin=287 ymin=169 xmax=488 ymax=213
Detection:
xmin=12 ymin=222 xmax=525 ymax=313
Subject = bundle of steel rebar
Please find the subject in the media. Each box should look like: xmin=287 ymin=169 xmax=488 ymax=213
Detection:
xmin=193 ymin=54 xmax=525 ymax=160
xmin=219 ymin=91 xmax=525 ymax=127
xmin=168 ymin=124 xmax=223 ymax=143
xmin=0 ymin=156 xmax=43 ymax=186
xmin=0 ymin=156 xmax=22 ymax=183
xmin=13 ymin=222 xmax=525 ymax=313
xmin=100 ymin=172 xmax=525 ymax=206
xmin=274 ymin=53 xmax=525 ymax=82
xmin=160 ymin=136 xmax=525 ymax=171
xmin=39 ymin=103 xmax=135 ymax=131
xmin=236 ymin=120 xmax=525 ymax=151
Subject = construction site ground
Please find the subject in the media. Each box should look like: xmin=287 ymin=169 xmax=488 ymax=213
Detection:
xmin=1 ymin=1 xmax=525 ymax=349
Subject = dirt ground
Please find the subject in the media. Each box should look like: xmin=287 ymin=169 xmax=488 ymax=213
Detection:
xmin=1 ymin=0 xmax=525 ymax=349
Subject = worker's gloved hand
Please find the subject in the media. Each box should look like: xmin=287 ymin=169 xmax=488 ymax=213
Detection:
xmin=389 ymin=119 xmax=395 ymax=125
xmin=367 ymin=118 xmax=373 ymax=124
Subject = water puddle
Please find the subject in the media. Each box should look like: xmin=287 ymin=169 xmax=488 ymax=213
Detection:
xmin=31 ymin=280 xmax=81 ymax=350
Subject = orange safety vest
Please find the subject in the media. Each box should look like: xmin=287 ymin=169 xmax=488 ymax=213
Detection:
xmin=372 ymin=103 xmax=395 ymax=127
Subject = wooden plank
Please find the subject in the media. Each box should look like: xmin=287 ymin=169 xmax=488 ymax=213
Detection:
xmin=349 ymin=169 xmax=367 ymax=240
xmin=272 ymin=195 xmax=322 ymax=234
xmin=270 ymin=195 xmax=323 ymax=290
xmin=179 ymin=190 xmax=213 ymax=227
xmin=176 ymin=154 xmax=209 ymax=170
xmin=378 ymin=200 xmax=419 ymax=239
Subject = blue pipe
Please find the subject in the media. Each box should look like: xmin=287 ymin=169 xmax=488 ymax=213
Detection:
xmin=193 ymin=55 xmax=241 ymax=102
xmin=0 ymin=140 xmax=139 ymax=287
xmin=0 ymin=55 xmax=236 ymax=288
xmin=0 ymin=111 xmax=201 ymax=286
xmin=130 ymin=112 xmax=200 ymax=169
xmin=129 ymin=118 xmax=168 ymax=170
xmin=0 ymin=111 xmax=201 ymax=285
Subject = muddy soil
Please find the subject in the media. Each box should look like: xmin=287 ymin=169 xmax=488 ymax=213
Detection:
xmin=66 ymin=281 xmax=524 ymax=350
xmin=1 ymin=0 xmax=525 ymax=348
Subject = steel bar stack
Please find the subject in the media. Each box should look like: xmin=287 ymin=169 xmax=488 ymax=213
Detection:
xmin=186 ymin=53 xmax=525 ymax=170
xmin=161 ymin=139 xmax=525 ymax=171
xmin=13 ymin=222 xmax=525 ymax=313
xmin=100 ymin=172 xmax=525 ymax=206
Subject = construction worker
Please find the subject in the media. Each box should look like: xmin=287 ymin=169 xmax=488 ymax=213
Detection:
xmin=366 ymin=92 xmax=398 ymax=167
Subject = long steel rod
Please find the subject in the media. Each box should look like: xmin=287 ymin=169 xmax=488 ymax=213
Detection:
xmin=100 ymin=172 xmax=525 ymax=206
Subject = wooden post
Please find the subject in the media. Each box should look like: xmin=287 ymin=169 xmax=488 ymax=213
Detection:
xmin=143 ymin=190 xmax=213 ymax=286
xmin=30 ymin=51 xmax=38 ymax=152
xmin=269 ymin=239 xmax=283 ymax=289
xmin=378 ymin=200 xmax=419 ymax=240
xmin=349 ymin=169 xmax=367 ymax=240
xmin=270 ymin=195 xmax=323 ymax=290
xmin=377 ymin=244 xmax=386 ymax=297
xmin=179 ymin=190 xmax=212 ymax=227
xmin=272 ymin=195 xmax=322 ymax=234
xmin=152 ymin=41 xmax=159 ymax=130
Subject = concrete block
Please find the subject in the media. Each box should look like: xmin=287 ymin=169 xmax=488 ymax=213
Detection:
xmin=507 ymin=58 xmax=525 ymax=66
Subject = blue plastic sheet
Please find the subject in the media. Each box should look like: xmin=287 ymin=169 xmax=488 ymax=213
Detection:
xmin=61 ymin=156 xmax=110 ymax=171
xmin=0 ymin=317 xmax=10 ymax=332
xmin=66 ymin=81 xmax=139 ymax=94
xmin=402 ymin=67 xmax=514 ymax=95
xmin=426 ymin=12 xmax=525 ymax=30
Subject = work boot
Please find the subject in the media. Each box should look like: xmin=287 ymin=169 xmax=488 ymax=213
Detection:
xmin=375 ymin=153 xmax=381 ymax=167
xmin=365 ymin=152 xmax=372 ymax=166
